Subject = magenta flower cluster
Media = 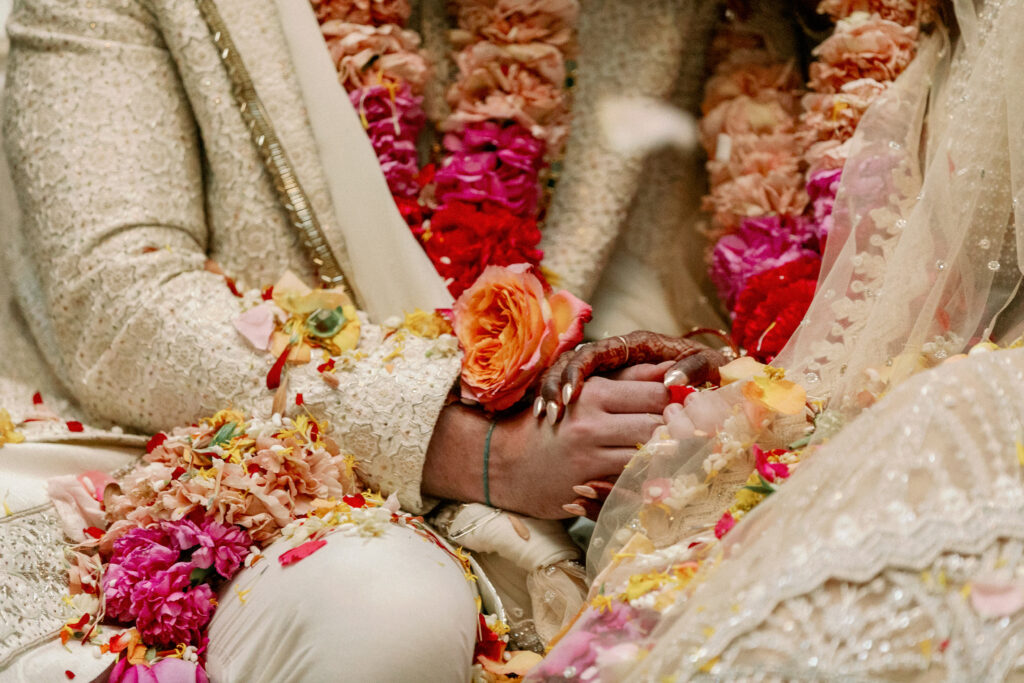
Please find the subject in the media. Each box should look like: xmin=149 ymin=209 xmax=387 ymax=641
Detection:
xmin=349 ymin=83 xmax=426 ymax=198
xmin=102 ymin=519 xmax=250 ymax=646
xmin=709 ymin=215 xmax=818 ymax=309
xmin=434 ymin=121 xmax=546 ymax=217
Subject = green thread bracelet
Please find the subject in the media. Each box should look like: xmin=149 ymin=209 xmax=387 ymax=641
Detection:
xmin=483 ymin=419 xmax=498 ymax=507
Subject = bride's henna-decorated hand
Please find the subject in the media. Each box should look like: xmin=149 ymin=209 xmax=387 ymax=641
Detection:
xmin=535 ymin=331 xmax=727 ymax=422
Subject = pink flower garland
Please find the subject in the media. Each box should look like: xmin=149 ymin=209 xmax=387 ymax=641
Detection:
xmin=701 ymin=2 xmax=930 ymax=361
xmin=313 ymin=0 xmax=579 ymax=298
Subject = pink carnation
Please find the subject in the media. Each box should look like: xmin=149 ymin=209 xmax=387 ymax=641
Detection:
xmin=710 ymin=215 xmax=817 ymax=308
xmin=806 ymin=168 xmax=843 ymax=244
xmin=321 ymin=21 xmax=429 ymax=93
xmin=311 ymin=0 xmax=412 ymax=26
xmin=809 ymin=15 xmax=918 ymax=93
xmin=351 ymin=84 xmax=426 ymax=198
xmin=434 ymin=122 xmax=545 ymax=215
xmin=132 ymin=563 xmax=216 ymax=646
xmin=164 ymin=518 xmax=251 ymax=580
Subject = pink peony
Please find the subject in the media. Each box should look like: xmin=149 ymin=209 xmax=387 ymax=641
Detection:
xmin=453 ymin=264 xmax=591 ymax=411
xmin=110 ymin=657 xmax=209 ymax=683
xmin=809 ymin=15 xmax=918 ymax=93
xmin=434 ymin=122 xmax=545 ymax=215
xmin=710 ymin=215 xmax=817 ymax=308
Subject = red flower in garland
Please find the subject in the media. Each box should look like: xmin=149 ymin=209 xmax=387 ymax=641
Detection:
xmin=731 ymin=256 xmax=820 ymax=363
xmin=420 ymin=200 xmax=543 ymax=297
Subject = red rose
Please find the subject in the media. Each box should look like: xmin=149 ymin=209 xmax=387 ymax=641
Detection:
xmin=731 ymin=256 xmax=820 ymax=363
xmin=421 ymin=201 xmax=543 ymax=297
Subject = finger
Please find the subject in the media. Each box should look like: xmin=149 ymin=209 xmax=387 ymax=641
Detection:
xmin=683 ymin=389 xmax=735 ymax=435
xmin=597 ymin=446 xmax=648 ymax=471
xmin=581 ymin=479 xmax=616 ymax=501
xmin=606 ymin=360 xmax=674 ymax=382
xmin=664 ymin=402 xmax=697 ymax=440
xmin=586 ymin=377 xmax=670 ymax=415
xmin=538 ymin=352 xmax=574 ymax=417
xmin=664 ymin=348 xmax=728 ymax=387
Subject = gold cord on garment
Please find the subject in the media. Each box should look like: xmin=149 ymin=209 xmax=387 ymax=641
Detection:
xmin=193 ymin=0 xmax=360 ymax=306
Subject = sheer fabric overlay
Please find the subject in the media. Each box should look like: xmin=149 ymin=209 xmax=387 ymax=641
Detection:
xmin=573 ymin=0 xmax=1024 ymax=679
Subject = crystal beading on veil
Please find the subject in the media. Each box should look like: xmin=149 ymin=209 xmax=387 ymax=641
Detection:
xmin=535 ymin=0 xmax=1024 ymax=679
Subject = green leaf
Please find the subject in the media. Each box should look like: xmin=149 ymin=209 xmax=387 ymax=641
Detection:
xmin=209 ymin=421 xmax=238 ymax=447
xmin=189 ymin=566 xmax=211 ymax=586
xmin=743 ymin=475 xmax=776 ymax=496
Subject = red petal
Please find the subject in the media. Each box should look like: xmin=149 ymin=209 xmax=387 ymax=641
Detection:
xmin=278 ymin=539 xmax=327 ymax=567
xmin=343 ymin=494 xmax=366 ymax=508
xmin=65 ymin=671 xmax=75 ymax=680
xmin=668 ymin=385 xmax=697 ymax=404
xmin=32 ymin=391 xmax=43 ymax=405
xmin=266 ymin=345 xmax=291 ymax=390
xmin=66 ymin=421 xmax=84 ymax=433
xmin=225 ymin=277 xmax=243 ymax=298
xmin=261 ymin=285 xmax=275 ymax=301
xmin=317 ymin=358 xmax=336 ymax=373
xmin=83 ymin=527 xmax=104 ymax=539
xmin=146 ymin=432 xmax=168 ymax=453
xmin=295 ymin=393 xmax=304 ymax=406
xmin=68 ymin=613 xmax=90 ymax=630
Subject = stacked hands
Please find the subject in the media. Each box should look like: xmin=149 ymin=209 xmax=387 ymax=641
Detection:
xmin=491 ymin=332 xmax=727 ymax=521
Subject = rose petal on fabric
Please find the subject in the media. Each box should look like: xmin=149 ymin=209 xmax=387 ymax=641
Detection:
xmin=233 ymin=303 xmax=277 ymax=351
xmin=714 ymin=511 xmax=736 ymax=539
xmin=278 ymin=539 xmax=328 ymax=567
xmin=970 ymin=577 xmax=1024 ymax=618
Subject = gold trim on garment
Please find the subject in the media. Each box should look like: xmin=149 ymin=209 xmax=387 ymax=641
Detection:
xmin=193 ymin=0 xmax=360 ymax=306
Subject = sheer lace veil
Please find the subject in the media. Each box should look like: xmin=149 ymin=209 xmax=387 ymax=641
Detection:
xmin=580 ymin=1 xmax=1024 ymax=678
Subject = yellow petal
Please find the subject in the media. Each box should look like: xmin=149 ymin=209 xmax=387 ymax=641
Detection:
xmin=743 ymin=375 xmax=806 ymax=415
xmin=718 ymin=356 xmax=766 ymax=385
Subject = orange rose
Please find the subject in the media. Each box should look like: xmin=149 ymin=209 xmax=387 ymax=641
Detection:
xmin=453 ymin=264 xmax=591 ymax=411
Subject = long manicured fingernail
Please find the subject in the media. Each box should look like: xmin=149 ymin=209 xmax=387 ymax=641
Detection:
xmin=562 ymin=503 xmax=587 ymax=516
xmin=562 ymin=383 xmax=573 ymax=404
xmin=664 ymin=369 xmax=686 ymax=386
xmin=533 ymin=396 xmax=545 ymax=418
xmin=572 ymin=485 xmax=598 ymax=499
xmin=546 ymin=401 xmax=559 ymax=425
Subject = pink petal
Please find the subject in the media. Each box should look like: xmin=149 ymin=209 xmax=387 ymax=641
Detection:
xmin=150 ymin=658 xmax=208 ymax=683
xmin=970 ymin=578 xmax=1024 ymax=617
xmin=278 ymin=539 xmax=328 ymax=567
xmin=233 ymin=303 xmax=277 ymax=351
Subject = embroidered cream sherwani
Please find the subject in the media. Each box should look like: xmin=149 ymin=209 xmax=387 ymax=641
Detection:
xmin=0 ymin=0 xmax=723 ymax=673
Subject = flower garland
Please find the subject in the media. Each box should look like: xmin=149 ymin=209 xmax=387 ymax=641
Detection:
xmin=54 ymin=409 xmax=512 ymax=681
xmin=701 ymin=2 xmax=929 ymax=362
xmin=314 ymin=0 xmax=579 ymax=298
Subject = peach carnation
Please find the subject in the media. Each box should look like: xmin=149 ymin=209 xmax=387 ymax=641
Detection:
xmin=799 ymin=78 xmax=887 ymax=146
xmin=703 ymin=170 xmax=809 ymax=236
xmin=702 ymin=61 xmax=802 ymax=115
xmin=446 ymin=41 xmax=570 ymax=148
xmin=699 ymin=92 xmax=799 ymax=157
xmin=706 ymin=132 xmax=804 ymax=187
xmin=453 ymin=264 xmax=591 ymax=412
xmin=321 ymin=21 xmax=429 ymax=93
xmin=451 ymin=0 xmax=579 ymax=51
xmin=809 ymin=14 xmax=918 ymax=93
xmin=311 ymin=0 xmax=412 ymax=26
xmin=817 ymin=0 xmax=932 ymax=26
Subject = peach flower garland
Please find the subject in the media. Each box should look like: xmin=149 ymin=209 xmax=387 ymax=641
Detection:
xmin=453 ymin=264 xmax=591 ymax=412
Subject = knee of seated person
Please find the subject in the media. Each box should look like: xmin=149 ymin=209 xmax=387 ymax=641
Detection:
xmin=206 ymin=524 xmax=479 ymax=683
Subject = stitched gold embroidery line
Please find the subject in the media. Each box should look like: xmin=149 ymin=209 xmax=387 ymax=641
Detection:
xmin=193 ymin=0 xmax=362 ymax=306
